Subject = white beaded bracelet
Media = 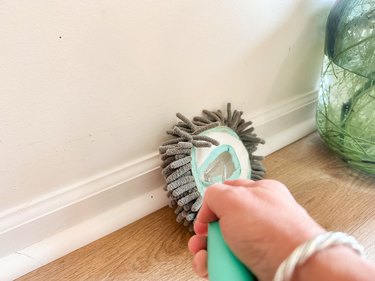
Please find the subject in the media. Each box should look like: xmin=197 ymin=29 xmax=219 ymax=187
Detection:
xmin=273 ymin=232 xmax=365 ymax=281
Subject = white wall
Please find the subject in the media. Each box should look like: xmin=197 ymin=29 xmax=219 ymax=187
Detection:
xmin=0 ymin=0 xmax=335 ymax=278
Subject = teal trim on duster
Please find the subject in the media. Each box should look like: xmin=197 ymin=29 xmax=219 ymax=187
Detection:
xmin=191 ymin=126 xmax=251 ymax=195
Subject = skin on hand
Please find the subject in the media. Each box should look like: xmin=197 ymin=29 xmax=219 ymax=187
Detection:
xmin=188 ymin=179 xmax=325 ymax=281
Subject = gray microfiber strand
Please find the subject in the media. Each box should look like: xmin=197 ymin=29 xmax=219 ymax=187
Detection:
xmin=177 ymin=191 xmax=200 ymax=206
xmin=193 ymin=122 xmax=220 ymax=135
xmin=176 ymin=122 xmax=191 ymax=130
xmin=176 ymin=211 xmax=185 ymax=223
xmin=159 ymin=103 xmax=265 ymax=232
xmin=166 ymin=164 xmax=192 ymax=183
xmin=167 ymin=175 xmax=195 ymax=191
xmin=240 ymin=127 xmax=255 ymax=136
xmin=191 ymin=141 xmax=212 ymax=148
xmin=237 ymin=120 xmax=253 ymax=133
xmin=162 ymin=165 xmax=173 ymax=176
xmin=202 ymin=110 xmax=222 ymax=123
xmin=183 ymin=218 xmax=191 ymax=227
xmin=170 ymin=156 xmax=192 ymax=169
xmin=192 ymin=121 xmax=209 ymax=126
xmin=169 ymin=199 xmax=177 ymax=208
xmin=162 ymin=138 xmax=185 ymax=145
xmin=166 ymin=148 xmax=191 ymax=156
xmin=160 ymin=156 xmax=175 ymax=168
xmin=226 ymin=103 xmax=232 ymax=123
xmin=191 ymin=195 xmax=203 ymax=212
xmin=172 ymin=127 xmax=193 ymax=140
xmin=174 ymin=205 xmax=183 ymax=215
xmin=251 ymin=162 xmax=266 ymax=172
xmin=241 ymin=135 xmax=265 ymax=144
xmin=175 ymin=154 xmax=186 ymax=160
xmin=176 ymin=113 xmax=196 ymax=130
xmin=251 ymin=155 xmax=265 ymax=160
xmin=183 ymin=201 xmax=194 ymax=211
xmin=185 ymin=212 xmax=196 ymax=222
xmin=192 ymin=135 xmax=220 ymax=146
xmin=172 ymin=181 xmax=197 ymax=196
xmin=193 ymin=116 xmax=211 ymax=124
xmin=176 ymin=126 xmax=192 ymax=133
xmin=228 ymin=110 xmax=242 ymax=128
xmin=159 ymin=145 xmax=175 ymax=154
xmin=161 ymin=153 xmax=173 ymax=161
xmin=177 ymin=142 xmax=194 ymax=148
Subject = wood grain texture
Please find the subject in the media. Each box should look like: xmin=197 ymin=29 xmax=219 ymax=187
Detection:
xmin=18 ymin=133 xmax=375 ymax=280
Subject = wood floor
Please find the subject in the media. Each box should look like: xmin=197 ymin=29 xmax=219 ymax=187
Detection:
xmin=18 ymin=133 xmax=375 ymax=281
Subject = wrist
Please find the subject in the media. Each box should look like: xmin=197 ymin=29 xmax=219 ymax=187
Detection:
xmin=275 ymin=224 xmax=325 ymax=271
xmin=273 ymin=232 xmax=366 ymax=281
xmin=291 ymin=245 xmax=371 ymax=281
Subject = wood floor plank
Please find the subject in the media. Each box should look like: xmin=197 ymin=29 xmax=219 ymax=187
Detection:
xmin=19 ymin=207 xmax=200 ymax=281
xmin=18 ymin=133 xmax=375 ymax=280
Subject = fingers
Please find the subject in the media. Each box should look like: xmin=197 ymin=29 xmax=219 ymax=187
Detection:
xmin=196 ymin=196 xmax=218 ymax=224
xmin=192 ymin=249 xmax=208 ymax=278
xmin=194 ymin=221 xmax=208 ymax=235
xmin=196 ymin=184 xmax=227 ymax=224
xmin=197 ymin=181 xmax=255 ymax=224
xmin=188 ymin=234 xmax=207 ymax=254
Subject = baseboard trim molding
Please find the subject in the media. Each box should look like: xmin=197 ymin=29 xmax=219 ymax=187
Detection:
xmin=0 ymin=89 xmax=318 ymax=280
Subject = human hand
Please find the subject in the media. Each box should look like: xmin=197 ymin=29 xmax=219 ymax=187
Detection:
xmin=188 ymin=179 xmax=325 ymax=281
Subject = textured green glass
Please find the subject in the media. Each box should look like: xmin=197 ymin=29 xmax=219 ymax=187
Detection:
xmin=316 ymin=0 xmax=375 ymax=175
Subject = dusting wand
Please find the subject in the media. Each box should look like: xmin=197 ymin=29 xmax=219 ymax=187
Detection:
xmin=159 ymin=103 xmax=265 ymax=280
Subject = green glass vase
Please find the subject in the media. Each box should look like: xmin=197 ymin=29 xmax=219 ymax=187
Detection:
xmin=316 ymin=0 xmax=375 ymax=175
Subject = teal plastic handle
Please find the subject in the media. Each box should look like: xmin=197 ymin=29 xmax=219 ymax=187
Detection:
xmin=208 ymin=221 xmax=257 ymax=281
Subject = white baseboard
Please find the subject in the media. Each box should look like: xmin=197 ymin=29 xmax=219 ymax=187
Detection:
xmin=0 ymin=90 xmax=318 ymax=280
